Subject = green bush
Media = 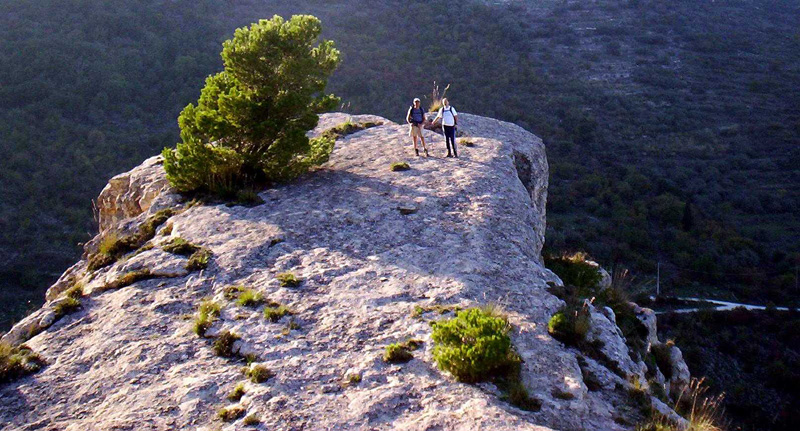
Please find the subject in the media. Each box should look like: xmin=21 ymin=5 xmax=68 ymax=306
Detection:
xmin=263 ymin=305 xmax=291 ymax=322
xmin=236 ymin=289 xmax=264 ymax=307
xmin=227 ymin=382 xmax=246 ymax=401
xmin=276 ymin=272 xmax=301 ymax=287
xmin=53 ymin=297 xmax=81 ymax=318
xmin=383 ymin=343 xmax=414 ymax=363
xmin=213 ymin=330 xmax=240 ymax=357
xmin=87 ymin=209 xmax=175 ymax=271
xmin=245 ymin=364 xmax=275 ymax=383
xmin=162 ymin=15 xmax=341 ymax=196
xmin=162 ymin=237 xmax=200 ymax=256
xmin=431 ymin=307 xmax=519 ymax=383
xmin=217 ymin=406 xmax=246 ymax=422
xmin=547 ymin=309 xmax=591 ymax=346
xmin=544 ymin=253 xmax=602 ymax=289
xmin=193 ymin=299 xmax=221 ymax=337
xmin=186 ymin=248 xmax=212 ymax=271
xmin=390 ymin=162 xmax=411 ymax=171
xmin=243 ymin=414 xmax=260 ymax=426
xmin=0 ymin=343 xmax=46 ymax=383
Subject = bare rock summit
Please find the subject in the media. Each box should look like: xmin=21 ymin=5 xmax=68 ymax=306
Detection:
xmin=1 ymin=113 xmax=687 ymax=430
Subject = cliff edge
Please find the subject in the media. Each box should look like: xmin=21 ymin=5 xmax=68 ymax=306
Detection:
xmin=1 ymin=113 xmax=688 ymax=430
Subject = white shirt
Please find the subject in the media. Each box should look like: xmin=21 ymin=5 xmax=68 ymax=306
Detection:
xmin=437 ymin=106 xmax=458 ymax=127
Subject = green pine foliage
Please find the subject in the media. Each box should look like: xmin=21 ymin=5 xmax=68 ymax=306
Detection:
xmin=431 ymin=307 xmax=519 ymax=383
xmin=162 ymin=15 xmax=341 ymax=196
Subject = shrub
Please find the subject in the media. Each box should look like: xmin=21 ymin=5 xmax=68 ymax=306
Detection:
xmin=64 ymin=282 xmax=84 ymax=300
xmin=263 ymin=305 xmax=291 ymax=322
xmin=383 ymin=343 xmax=414 ymax=363
xmin=543 ymin=252 xmax=602 ymax=289
xmin=0 ymin=343 xmax=46 ymax=383
xmin=459 ymin=139 xmax=475 ymax=147
xmin=213 ymin=330 xmax=240 ymax=357
xmin=390 ymin=162 xmax=411 ymax=171
xmin=346 ymin=373 xmax=362 ymax=385
xmin=87 ymin=209 xmax=175 ymax=271
xmin=547 ymin=309 xmax=591 ymax=346
xmin=233 ymin=189 xmax=265 ymax=207
xmin=236 ymin=289 xmax=264 ymax=307
xmin=217 ymin=406 xmax=246 ymax=422
xmin=431 ymin=307 xmax=519 ymax=383
xmin=227 ymin=383 xmax=246 ymax=401
xmin=276 ymin=272 xmax=301 ymax=287
xmin=186 ymin=248 xmax=212 ymax=271
xmin=194 ymin=299 xmax=221 ymax=337
xmin=320 ymin=120 xmax=381 ymax=141
xmin=245 ymin=364 xmax=275 ymax=383
xmin=162 ymin=15 xmax=341 ymax=196
xmin=53 ymin=297 xmax=81 ymax=318
xmin=243 ymin=414 xmax=260 ymax=426
xmin=162 ymin=237 xmax=200 ymax=256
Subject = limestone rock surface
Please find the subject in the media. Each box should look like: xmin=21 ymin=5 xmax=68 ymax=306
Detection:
xmin=1 ymin=113 xmax=684 ymax=431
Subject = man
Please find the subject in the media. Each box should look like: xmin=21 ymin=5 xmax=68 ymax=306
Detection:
xmin=406 ymin=98 xmax=429 ymax=157
xmin=431 ymin=97 xmax=458 ymax=157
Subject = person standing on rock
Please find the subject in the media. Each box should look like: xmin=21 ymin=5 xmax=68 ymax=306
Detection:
xmin=406 ymin=98 xmax=429 ymax=157
xmin=431 ymin=98 xmax=458 ymax=157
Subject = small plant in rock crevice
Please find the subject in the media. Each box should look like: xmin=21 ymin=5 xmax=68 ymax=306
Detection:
xmin=217 ymin=406 xmax=246 ymax=422
xmin=87 ymin=208 xmax=175 ymax=271
xmin=243 ymin=414 xmax=260 ymax=426
xmin=186 ymin=247 xmax=212 ymax=271
xmin=390 ymin=162 xmax=411 ymax=171
xmin=227 ymin=382 xmax=246 ymax=401
xmin=103 ymin=269 xmax=158 ymax=291
xmin=244 ymin=364 xmax=274 ymax=383
xmin=162 ymin=237 xmax=200 ymax=256
xmin=235 ymin=288 xmax=264 ymax=307
xmin=383 ymin=339 xmax=422 ymax=364
xmin=53 ymin=297 xmax=81 ymax=318
xmin=213 ymin=330 xmax=240 ymax=357
xmin=194 ymin=299 xmax=222 ymax=337
xmin=0 ymin=343 xmax=47 ymax=383
xmin=264 ymin=304 xmax=292 ymax=322
xmin=276 ymin=272 xmax=301 ymax=287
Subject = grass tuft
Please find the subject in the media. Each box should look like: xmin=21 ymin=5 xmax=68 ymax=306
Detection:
xmin=243 ymin=414 xmax=260 ymax=426
xmin=213 ymin=330 xmax=240 ymax=357
xmin=276 ymin=272 xmax=301 ymax=287
xmin=263 ymin=304 xmax=292 ymax=322
xmin=193 ymin=299 xmax=222 ymax=337
xmin=53 ymin=297 xmax=81 ymax=318
xmin=186 ymin=247 xmax=212 ymax=271
xmin=217 ymin=406 xmax=246 ymax=422
xmin=245 ymin=364 xmax=274 ymax=383
xmin=162 ymin=237 xmax=200 ymax=256
xmin=227 ymin=383 xmax=246 ymax=401
xmin=104 ymin=269 xmax=156 ymax=291
xmin=390 ymin=162 xmax=411 ymax=171
xmin=383 ymin=343 xmax=414 ymax=363
xmin=0 ymin=343 xmax=47 ymax=383
xmin=236 ymin=288 xmax=264 ymax=307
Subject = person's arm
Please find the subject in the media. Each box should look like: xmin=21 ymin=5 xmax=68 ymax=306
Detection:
xmin=452 ymin=107 xmax=458 ymax=126
xmin=406 ymin=107 xmax=413 ymax=124
xmin=432 ymin=107 xmax=443 ymax=124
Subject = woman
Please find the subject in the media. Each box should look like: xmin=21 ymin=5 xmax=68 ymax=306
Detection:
xmin=432 ymin=98 xmax=458 ymax=158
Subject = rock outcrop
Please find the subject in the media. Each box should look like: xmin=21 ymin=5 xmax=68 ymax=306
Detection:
xmin=1 ymin=113 xmax=688 ymax=430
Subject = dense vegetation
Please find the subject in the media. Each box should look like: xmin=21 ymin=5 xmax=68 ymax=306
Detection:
xmin=659 ymin=309 xmax=800 ymax=431
xmin=1 ymin=0 xmax=798 ymax=331
xmin=163 ymin=15 xmax=341 ymax=196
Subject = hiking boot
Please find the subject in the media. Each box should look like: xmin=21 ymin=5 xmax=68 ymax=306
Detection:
xmin=446 ymin=153 xmax=453 ymax=158
xmin=424 ymin=149 xmax=429 ymax=157
xmin=415 ymin=148 xmax=420 ymax=156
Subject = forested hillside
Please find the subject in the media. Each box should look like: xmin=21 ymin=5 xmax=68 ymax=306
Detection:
xmin=1 ymin=0 xmax=799 ymax=329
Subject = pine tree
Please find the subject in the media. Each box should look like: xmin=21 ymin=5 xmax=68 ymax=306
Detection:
xmin=162 ymin=15 xmax=341 ymax=196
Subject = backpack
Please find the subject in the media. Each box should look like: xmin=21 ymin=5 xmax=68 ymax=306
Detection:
xmin=442 ymin=106 xmax=455 ymax=125
xmin=408 ymin=106 xmax=425 ymax=124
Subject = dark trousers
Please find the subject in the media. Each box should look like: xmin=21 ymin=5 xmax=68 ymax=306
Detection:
xmin=444 ymin=125 xmax=457 ymax=156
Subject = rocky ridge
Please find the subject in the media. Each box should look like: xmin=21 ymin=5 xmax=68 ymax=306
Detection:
xmin=1 ymin=113 xmax=689 ymax=431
